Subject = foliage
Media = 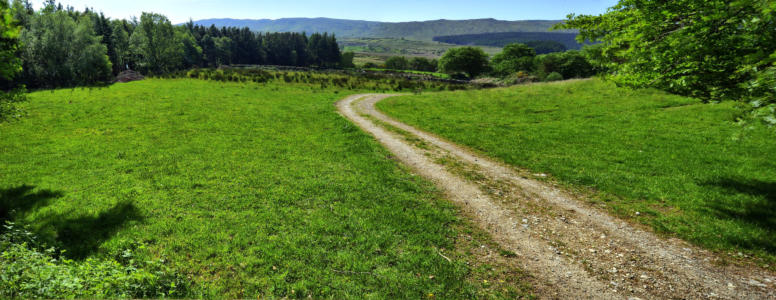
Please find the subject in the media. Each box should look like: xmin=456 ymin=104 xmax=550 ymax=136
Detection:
xmin=379 ymin=79 xmax=776 ymax=264
xmin=409 ymin=57 xmax=438 ymax=72
xmin=0 ymin=222 xmax=188 ymax=298
xmin=439 ymin=47 xmax=490 ymax=78
xmin=109 ymin=21 xmax=130 ymax=71
xmin=0 ymin=87 xmax=24 ymax=120
xmin=384 ymin=55 xmax=409 ymax=70
xmin=487 ymin=44 xmax=596 ymax=81
xmin=0 ymin=0 xmax=20 ymax=81
xmin=559 ymin=0 xmax=776 ymax=113
xmin=307 ymin=32 xmax=341 ymax=67
xmin=9 ymin=3 xmax=348 ymax=89
xmin=340 ymin=51 xmax=355 ymax=68
xmin=178 ymin=68 xmax=469 ymax=91
xmin=535 ymin=50 xmax=595 ymax=80
xmin=0 ymin=0 xmax=24 ymax=121
xmin=130 ymin=13 xmax=183 ymax=74
xmin=433 ymin=31 xmax=582 ymax=50
xmin=0 ymin=79 xmax=522 ymax=297
xmin=524 ymin=40 xmax=567 ymax=54
xmin=491 ymin=43 xmax=536 ymax=77
xmin=544 ymin=72 xmax=563 ymax=82
xmin=18 ymin=5 xmax=111 ymax=87
xmin=178 ymin=28 xmax=202 ymax=69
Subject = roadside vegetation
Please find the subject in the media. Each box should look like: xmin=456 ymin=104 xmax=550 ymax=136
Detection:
xmin=175 ymin=68 xmax=469 ymax=90
xmin=378 ymin=79 xmax=776 ymax=264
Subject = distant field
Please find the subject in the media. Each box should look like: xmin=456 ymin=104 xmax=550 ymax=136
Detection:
xmin=0 ymin=79 xmax=531 ymax=298
xmin=363 ymin=68 xmax=451 ymax=79
xmin=432 ymin=32 xmax=583 ymax=49
xmin=341 ymin=38 xmax=502 ymax=65
xmin=378 ymin=79 xmax=776 ymax=263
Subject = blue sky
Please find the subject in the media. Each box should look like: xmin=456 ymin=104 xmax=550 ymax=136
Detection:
xmin=37 ymin=0 xmax=618 ymax=24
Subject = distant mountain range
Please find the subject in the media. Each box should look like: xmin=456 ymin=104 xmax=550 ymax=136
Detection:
xmin=434 ymin=32 xmax=584 ymax=50
xmin=190 ymin=18 xmax=570 ymax=41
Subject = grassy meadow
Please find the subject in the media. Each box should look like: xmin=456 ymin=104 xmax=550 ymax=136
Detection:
xmin=378 ymin=79 xmax=776 ymax=264
xmin=0 ymin=79 xmax=530 ymax=298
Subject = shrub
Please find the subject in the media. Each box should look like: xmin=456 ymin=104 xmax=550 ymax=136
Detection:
xmin=362 ymin=62 xmax=379 ymax=69
xmin=384 ymin=56 xmax=410 ymax=70
xmin=536 ymin=51 xmax=595 ymax=80
xmin=0 ymin=89 xmax=26 ymax=122
xmin=163 ymin=68 xmax=472 ymax=92
xmin=0 ymin=222 xmax=189 ymax=299
xmin=409 ymin=57 xmax=438 ymax=72
xmin=439 ymin=47 xmax=491 ymax=78
xmin=340 ymin=51 xmax=356 ymax=69
xmin=545 ymin=72 xmax=563 ymax=82
xmin=491 ymin=43 xmax=537 ymax=77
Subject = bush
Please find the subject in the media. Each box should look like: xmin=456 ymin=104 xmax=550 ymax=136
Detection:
xmin=536 ymin=51 xmax=595 ymax=80
xmin=409 ymin=57 xmax=438 ymax=72
xmin=545 ymin=72 xmax=563 ymax=82
xmin=384 ymin=56 xmax=410 ymax=70
xmin=439 ymin=47 xmax=491 ymax=78
xmin=491 ymin=43 xmax=537 ymax=77
xmin=0 ymin=222 xmax=189 ymax=299
xmin=165 ymin=68 xmax=472 ymax=92
xmin=340 ymin=51 xmax=355 ymax=68
xmin=0 ymin=89 xmax=26 ymax=122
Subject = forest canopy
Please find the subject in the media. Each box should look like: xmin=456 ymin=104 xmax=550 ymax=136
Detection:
xmin=10 ymin=0 xmax=343 ymax=89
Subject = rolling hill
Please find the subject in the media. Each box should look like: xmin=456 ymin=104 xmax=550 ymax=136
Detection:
xmin=433 ymin=32 xmax=584 ymax=50
xmin=191 ymin=18 xmax=569 ymax=41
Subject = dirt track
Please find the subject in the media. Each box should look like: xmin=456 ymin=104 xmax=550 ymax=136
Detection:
xmin=337 ymin=94 xmax=776 ymax=299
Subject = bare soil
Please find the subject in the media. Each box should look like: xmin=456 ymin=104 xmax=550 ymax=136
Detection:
xmin=337 ymin=94 xmax=776 ymax=299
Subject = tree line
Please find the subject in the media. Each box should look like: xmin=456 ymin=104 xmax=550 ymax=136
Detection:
xmin=360 ymin=43 xmax=596 ymax=82
xmin=8 ymin=0 xmax=344 ymax=89
xmin=432 ymin=44 xmax=596 ymax=82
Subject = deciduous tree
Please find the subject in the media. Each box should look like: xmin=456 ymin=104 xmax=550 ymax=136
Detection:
xmin=0 ymin=0 xmax=24 ymax=121
xmin=491 ymin=43 xmax=536 ymax=77
xmin=559 ymin=0 xmax=776 ymax=115
xmin=130 ymin=12 xmax=182 ymax=74
xmin=439 ymin=47 xmax=490 ymax=78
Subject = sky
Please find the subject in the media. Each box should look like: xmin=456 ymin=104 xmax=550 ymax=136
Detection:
xmin=32 ymin=0 xmax=619 ymax=24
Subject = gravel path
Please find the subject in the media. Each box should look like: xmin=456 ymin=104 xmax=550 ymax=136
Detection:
xmin=337 ymin=94 xmax=776 ymax=299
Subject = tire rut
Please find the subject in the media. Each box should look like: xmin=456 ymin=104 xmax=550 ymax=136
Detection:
xmin=337 ymin=94 xmax=776 ymax=299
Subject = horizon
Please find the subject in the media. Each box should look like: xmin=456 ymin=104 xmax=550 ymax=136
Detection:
xmin=190 ymin=16 xmax=570 ymax=23
xmin=33 ymin=0 xmax=618 ymax=24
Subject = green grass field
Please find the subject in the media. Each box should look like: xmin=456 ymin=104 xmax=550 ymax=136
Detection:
xmin=377 ymin=79 xmax=776 ymax=265
xmin=0 ymin=79 xmax=531 ymax=298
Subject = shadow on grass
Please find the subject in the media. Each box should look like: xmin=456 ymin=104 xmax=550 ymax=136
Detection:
xmin=0 ymin=185 xmax=142 ymax=259
xmin=0 ymin=185 xmax=63 ymax=222
xmin=703 ymin=178 xmax=776 ymax=252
